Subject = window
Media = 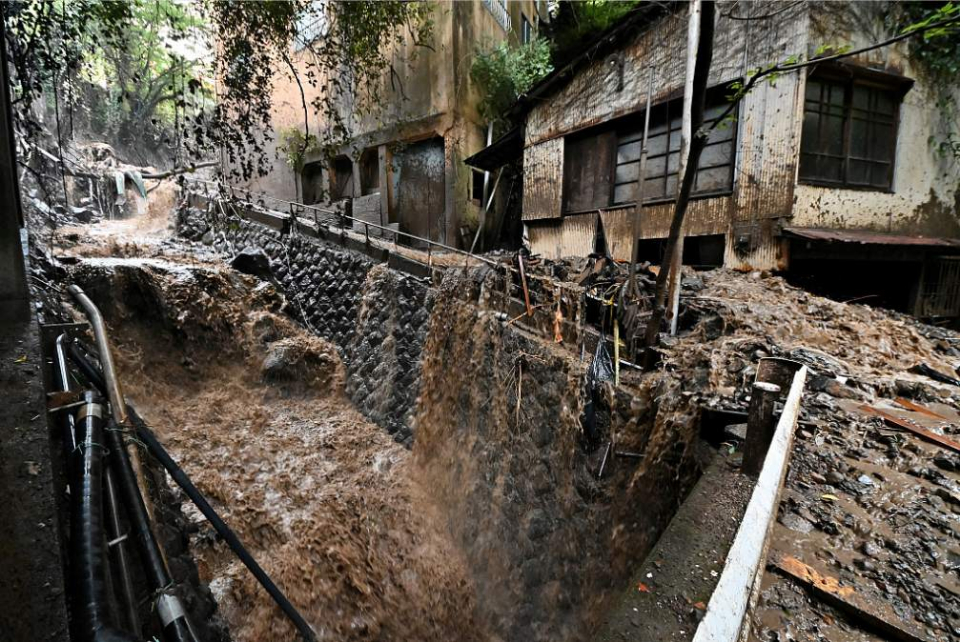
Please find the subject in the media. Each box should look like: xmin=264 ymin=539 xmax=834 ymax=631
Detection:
xmin=521 ymin=14 xmax=533 ymax=44
xmin=471 ymin=169 xmax=486 ymax=203
xmin=294 ymin=1 xmax=328 ymax=51
xmin=482 ymin=0 xmax=512 ymax=32
xmin=799 ymin=70 xmax=908 ymax=191
xmin=329 ymin=156 xmax=354 ymax=200
xmin=562 ymin=90 xmax=737 ymax=214
xmin=359 ymin=148 xmax=379 ymax=195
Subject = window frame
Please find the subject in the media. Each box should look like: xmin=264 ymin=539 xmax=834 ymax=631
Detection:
xmin=521 ymin=13 xmax=533 ymax=45
xmin=798 ymin=66 xmax=912 ymax=193
xmin=561 ymin=86 xmax=739 ymax=216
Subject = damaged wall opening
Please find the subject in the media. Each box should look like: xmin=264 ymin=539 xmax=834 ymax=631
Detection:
xmin=634 ymin=233 xmax=725 ymax=268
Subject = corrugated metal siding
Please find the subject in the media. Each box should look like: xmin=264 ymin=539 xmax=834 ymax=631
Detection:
xmin=521 ymin=5 xmax=809 ymax=266
xmin=599 ymin=209 xmax=634 ymax=261
xmin=724 ymin=218 xmax=787 ymax=271
xmin=522 ymin=138 xmax=564 ymax=221
xmin=528 ymin=212 xmax=598 ymax=259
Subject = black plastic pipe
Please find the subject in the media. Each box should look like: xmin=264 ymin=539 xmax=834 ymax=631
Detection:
xmin=134 ymin=414 xmax=318 ymax=642
xmin=69 ymin=345 xmax=317 ymax=641
xmin=103 ymin=417 xmax=198 ymax=642
xmin=59 ymin=334 xmax=142 ymax=636
xmin=69 ymin=393 xmax=139 ymax=642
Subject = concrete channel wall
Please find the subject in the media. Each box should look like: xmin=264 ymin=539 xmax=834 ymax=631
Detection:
xmin=176 ymin=191 xmax=709 ymax=642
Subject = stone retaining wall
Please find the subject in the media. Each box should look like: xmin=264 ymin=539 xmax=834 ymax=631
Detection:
xmin=177 ymin=193 xmax=706 ymax=642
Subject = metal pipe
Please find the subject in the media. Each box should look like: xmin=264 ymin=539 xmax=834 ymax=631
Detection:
xmin=69 ymin=393 xmax=138 ymax=642
xmin=66 ymin=288 xmax=195 ymax=640
xmin=104 ymin=468 xmax=141 ymax=636
xmin=69 ymin=347 xmax=317 ymax=641
xmin=134 ymin=414 xmax=317 ymax=642
xmin=54 ymin=334 xmax=78 ymax=454
xmin=742 ymin=381 xmax=782 ymax=476
xmin=103 ymin=417 xmax=198 ymax=642
xmin=58 ymin=334 xmax=140 ymax=635
xmin=66 ymin=286 xmax=157 ymax=525
xmin=66 ymin=285 xmax=126 ymax=424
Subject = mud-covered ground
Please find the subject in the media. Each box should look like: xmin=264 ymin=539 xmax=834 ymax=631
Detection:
xmin=660 ymin=272 xmax=960 ymax=641
xmin=56 ymin=212 xmax=487 ymax=641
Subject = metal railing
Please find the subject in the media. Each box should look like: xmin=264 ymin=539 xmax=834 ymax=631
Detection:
xmin=184 ymin=177 xmax=503 ymax=270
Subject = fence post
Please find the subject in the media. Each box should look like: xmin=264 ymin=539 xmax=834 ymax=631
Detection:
xmin=742 ymin=381 xmax=782 ymax=476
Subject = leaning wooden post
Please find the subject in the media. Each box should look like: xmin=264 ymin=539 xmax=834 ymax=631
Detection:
xmin=666 ymin=0 xmax=702 ymax=336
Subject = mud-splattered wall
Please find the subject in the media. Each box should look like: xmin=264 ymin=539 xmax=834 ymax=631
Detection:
xmin=521 ymin=4 xmax=809 ymax=269
xmin=791 ymin=3 xmax=960 ymax=238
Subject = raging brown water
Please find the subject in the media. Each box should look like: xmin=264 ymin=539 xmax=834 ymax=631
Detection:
xmin=71 ymin=260 xmax=487 ymax=642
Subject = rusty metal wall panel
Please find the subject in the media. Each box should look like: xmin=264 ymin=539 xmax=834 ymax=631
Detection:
xmin=599 ymin=209 xmax=634 ymax=261
xmin=600 ymin=197 xmax=736 ymax=261
xmin=528 ymin=213 xmax=598 ymax=259
xmin=525 ymin=6 xmax=808 ymax=147
xmin=522 ymin=138 xmax=564 ymax=221
xmin=724 ymin=219 xmax=787 ymax=271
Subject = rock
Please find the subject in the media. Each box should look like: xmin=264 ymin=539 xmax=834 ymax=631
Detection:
xmin=823 ymin=378 xmax=862 ymax=400
xmin=201 ymin=231 xmax=214 ymax=245
xmin=861 ymin=540 xmax=881 ymax=558
xmin=826 ymin=470 xmax=845 ymax=485
xmin=933 ymin=453 xmax=959 ymax=472
xmin=780 ymin=512 xmax=814 ymax=534
xmin=230 ymin=247 xmax=274 ymax=281
xmin=723 ymin=423 xmax=748 ymax=441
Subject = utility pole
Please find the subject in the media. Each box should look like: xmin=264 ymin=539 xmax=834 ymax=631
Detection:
xmin=0 ymin=15 xmax=29 ymax=307
xmin=665 ymin=0 xmax=701 ymax=336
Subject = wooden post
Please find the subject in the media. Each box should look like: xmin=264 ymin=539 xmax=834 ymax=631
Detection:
xmin=666 ymin=0 xmax=702 ymax=336
xmin=742 ymin=381 xmax=781 ymax=476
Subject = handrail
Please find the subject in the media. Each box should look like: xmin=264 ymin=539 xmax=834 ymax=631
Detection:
xmin=183 ymin=177 xmax=503 ymax=270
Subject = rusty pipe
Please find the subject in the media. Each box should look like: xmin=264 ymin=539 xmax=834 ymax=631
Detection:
xmin=66 ymin=285 xmax=127 ymax=424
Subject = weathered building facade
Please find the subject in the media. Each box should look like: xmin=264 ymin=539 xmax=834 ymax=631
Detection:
xmin=485 ymin=2 xmax=960 ymax=316
xmin=235 ymin=0 xmax=542 ymax=249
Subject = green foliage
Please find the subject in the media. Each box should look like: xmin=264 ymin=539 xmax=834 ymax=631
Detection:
xmin=278 ymin=127 xmax=320 ymax=171
xmin=471 ymin=39 xmax=553 ymax=124
xmin=206 ymin=0 xmax=434 ymax=181
xmin=545 ymin=0 xmax=640 ymax=65
xmin=891 ymin=2 xmax=960 ymax=78
xmin=3 ymin=0 xmax=434 ymax=180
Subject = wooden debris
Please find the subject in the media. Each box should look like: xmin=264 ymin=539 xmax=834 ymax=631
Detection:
xmin=894 ymin=397 xmax=949 ymax=421
xmin=860 ymin=405 xmax=960 ymax=454
xmin=770 ymin=555 xmax=930 ymax=642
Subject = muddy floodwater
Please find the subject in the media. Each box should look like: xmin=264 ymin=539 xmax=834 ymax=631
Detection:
xmin=79 ymin=259 xmax=487 ymax=642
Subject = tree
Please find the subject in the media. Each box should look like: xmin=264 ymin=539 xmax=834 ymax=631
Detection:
xmin=2 ymin=0 xmax=434 ymax=184
xmin=640 ymin=1 xmax=960 ymax=370
xmin=200 ymin=0 xmax=434 ymax=184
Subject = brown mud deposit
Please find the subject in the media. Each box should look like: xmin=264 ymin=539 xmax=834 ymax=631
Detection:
xmin=70 ymin=260 xmax=485 ymax=642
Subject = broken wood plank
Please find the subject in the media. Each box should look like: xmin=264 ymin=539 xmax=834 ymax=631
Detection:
xmin=894 ymin=397 xmax=949 ymax=421
xmin=770 ymin=555 xmax=930 ymax=642
xmin=860 ymin=405 xmax=960 ymax=454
